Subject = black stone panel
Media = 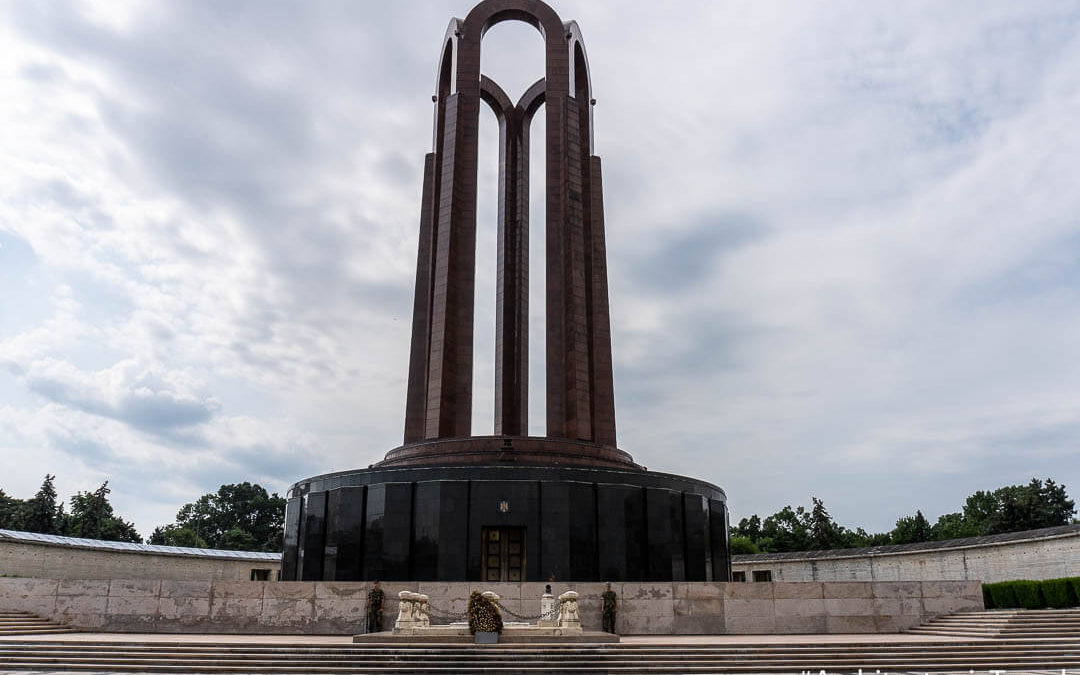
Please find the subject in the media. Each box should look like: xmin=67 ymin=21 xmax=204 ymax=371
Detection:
xmin=645 ymin=487 xmax=684 ymax=581
xmin=468 ymin=480 xmax=541 ymax=581
xmin=362 ymin=483 xmax=385 ymax=580
xmin=324 ymin=486 xmax=366 ymax=581
xmin=436 ymin=481 xmax=469 ymax=580
xmin=298 ymin=491 xmax=327 ymax=581
xmin=709 ymin=498 xmax=732 ymax=582
xmin=538 ymin=481 xmax=570 ymax=581
xmin=624 ymin=487 xmax=648 ymax=581
xmin=383 ymin=482 xmax=414 ymax=580
xmin=702 ymin=496 xmax=714 ymax=582
xmin=412 ymin=481 xmax=440 ymax=580
xmin=596 ymin=484 xmax=646 ymax=581
xmin=568 ymin=482 xmax=597 ymax=580
xmin=683 ymin=492 xmax=708 ymax=582
xmin=411 ymin=480 xmax=474 ymax=580
xmin=281 ymin=496 xmax=301 ymax=580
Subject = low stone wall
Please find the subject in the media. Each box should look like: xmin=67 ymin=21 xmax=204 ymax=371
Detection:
xmin=0 ymin=539 xmax=280 ymax=582
xmin=733 ymin=525 xmax=1080 ymax=583
xmin=0 ymin=579 xmax=982 ymax=635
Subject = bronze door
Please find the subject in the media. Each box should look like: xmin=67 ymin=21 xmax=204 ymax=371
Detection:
xmin=482 ymin=527 xmax=525 ymax=582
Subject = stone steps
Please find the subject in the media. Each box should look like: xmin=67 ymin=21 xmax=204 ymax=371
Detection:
xmin=1 ymin=640 xmax=1079 ymax=673
xmin=910 ymin=608 xmax=1080 ymax=638
xmin=0 ymin=611 xmax=75 ymax=636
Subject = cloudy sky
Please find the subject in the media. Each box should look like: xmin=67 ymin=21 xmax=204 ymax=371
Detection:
xmin=2 ymin=0 xmax=1079 ymax=539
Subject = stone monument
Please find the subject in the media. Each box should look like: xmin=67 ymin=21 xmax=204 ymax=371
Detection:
xmin=281 ymin=0 xmax=730 ymax=583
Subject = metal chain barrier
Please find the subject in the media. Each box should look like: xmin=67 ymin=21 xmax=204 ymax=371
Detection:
xmin=494 ymin=601 xmax=559 ymax=622
xmin=412 ymin=597 xmax=569 ymax=626
xmin=423 ymin=600 xmax=559 ymax=624
xmin=424 ymin=601 xmax=468 ymax=624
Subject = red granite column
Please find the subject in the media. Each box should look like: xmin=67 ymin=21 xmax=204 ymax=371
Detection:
xmin=542 ymin=29 xmax=576 ymax=441
xmin=500 ymin=101 xmax=529 ymax=437
xmin=587 ymin=155 xmax=617 ymax=446
xmin=501 ymin=79 xmax=545 ymax=437
xmin=404 ymin=152 xmax=437 ymax=443
xmin=424 ymin=90 xmax=477 ymax=439
xmin=482 ymin=77 xmax=530 ymax=438
xmin=405 ymin=39 xmax=455 ymax=444
xmin=559 ymin=95 xmax=594 ymax=441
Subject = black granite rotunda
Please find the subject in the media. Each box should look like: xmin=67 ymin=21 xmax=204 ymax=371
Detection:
xmin=281 ymin=0 xmax=730 ymax=583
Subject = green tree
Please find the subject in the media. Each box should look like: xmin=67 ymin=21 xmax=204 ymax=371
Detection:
xmin=759 ymin=505 xmax=810 ymax=553
xmin=148 ymin=524 xmax=208 ymax=548
xmin=726 ymin=478 xmax=1075 ymax=555
xmin=805 ymin=497 xmax=846 ymax=550
xmin=842 ymin=527 xmax=892 ymax=548
xmin=63 ymin=482 xmax=142 ymax=543
xmin=733 ymin=500 xmax=889 ymax=553
xmin=221 ymin=526 xmax=258 ymax=551
xmin=731 ymin=515 xmax=762 ymax=542
xmin=989 ymin=478 xmax=1074 ymax=534
xmin=944 ymin=478 xmax=1076 ymax=538
xmin=169 ymin=483 xmax=286 ymax=552
xmin=23 ymin=475 xmax=62 ymax=534
xmin=961 ymin=490 xmax=999 ymax=535
xmin=891 ymin=510 xmax=932 ymax=544
xmin=728 ymin=535 xmax=760 ymax=555
xmin=930 ymin=511 xmax=979 ymax=540
xmin=0 ymin=489 xmax=27 ymax=531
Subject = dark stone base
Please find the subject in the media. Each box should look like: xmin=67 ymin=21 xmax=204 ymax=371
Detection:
xmin=378 ymin=436 xmax=641 ymax=470
xmin=282 ymin=462 xmax=730 ymax=583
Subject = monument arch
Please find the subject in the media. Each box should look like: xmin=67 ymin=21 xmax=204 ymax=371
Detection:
xmin=283 ymin=0 xmax=730 ymax=584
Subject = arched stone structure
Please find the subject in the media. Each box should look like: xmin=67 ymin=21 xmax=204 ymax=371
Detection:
xmin=400 ymin=0 xmax=617 ymax=453
xmin=283 ymin=0 xmax=730 ymax=584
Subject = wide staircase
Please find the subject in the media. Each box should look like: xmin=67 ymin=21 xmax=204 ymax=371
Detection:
xmin=0 ymin=638 xmax=1078 ymax=673
xmin=0 ymin=611 xmax=74 ymax=636
xmin=910 ymin=608 xmax=1080 ymax=639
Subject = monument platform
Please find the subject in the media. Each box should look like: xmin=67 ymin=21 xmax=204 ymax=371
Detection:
xmin=353 ymin=626 xmax=619 ymax=644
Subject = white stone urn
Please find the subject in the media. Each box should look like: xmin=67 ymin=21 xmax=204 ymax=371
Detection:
xmin=557 ymin=590 xmax=580 ymax=629
xmin=394 ymin=591 xmax=424 ymax=629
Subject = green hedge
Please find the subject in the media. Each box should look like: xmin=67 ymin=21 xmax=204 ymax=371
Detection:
xmin=983 ymin=577 xmax=1080 ymax=609
xmin=1041 ymin=578 xmax=1075 ymax=608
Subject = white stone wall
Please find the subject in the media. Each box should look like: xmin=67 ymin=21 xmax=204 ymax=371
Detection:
xmin=733 ymin=532 xmax=1080 ymax=583
xmin=0 ymin=541 xmax=279 ymax=581
xmin=0 ymin=578 xmax=982 ymax=635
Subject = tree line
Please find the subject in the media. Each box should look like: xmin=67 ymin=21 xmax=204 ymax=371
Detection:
xmin=0 ymin=475 xmax=285 ymax=552
xmin=0 ymin=476 xmax=141 ymax=543
xmin=730 ymin=477 xmax=1076 ymax=555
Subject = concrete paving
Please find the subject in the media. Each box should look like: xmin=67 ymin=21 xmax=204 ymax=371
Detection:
xmin=0 ymin=630 xmax=979 ymax=645
xmin=1 ymin=630 xmax=1075 ymax=675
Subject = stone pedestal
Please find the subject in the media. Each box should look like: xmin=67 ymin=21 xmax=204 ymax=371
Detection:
xmin=394 ymin=591 xmax=430 ymax=630
xmin=538 ymin=592 xmax=557 ymax=627
xmin=558 ymin=590 xmax=581 ymax=630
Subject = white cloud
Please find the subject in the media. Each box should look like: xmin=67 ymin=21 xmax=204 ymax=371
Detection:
xmin=0 ymin=0 xmax=1078 ymax=536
